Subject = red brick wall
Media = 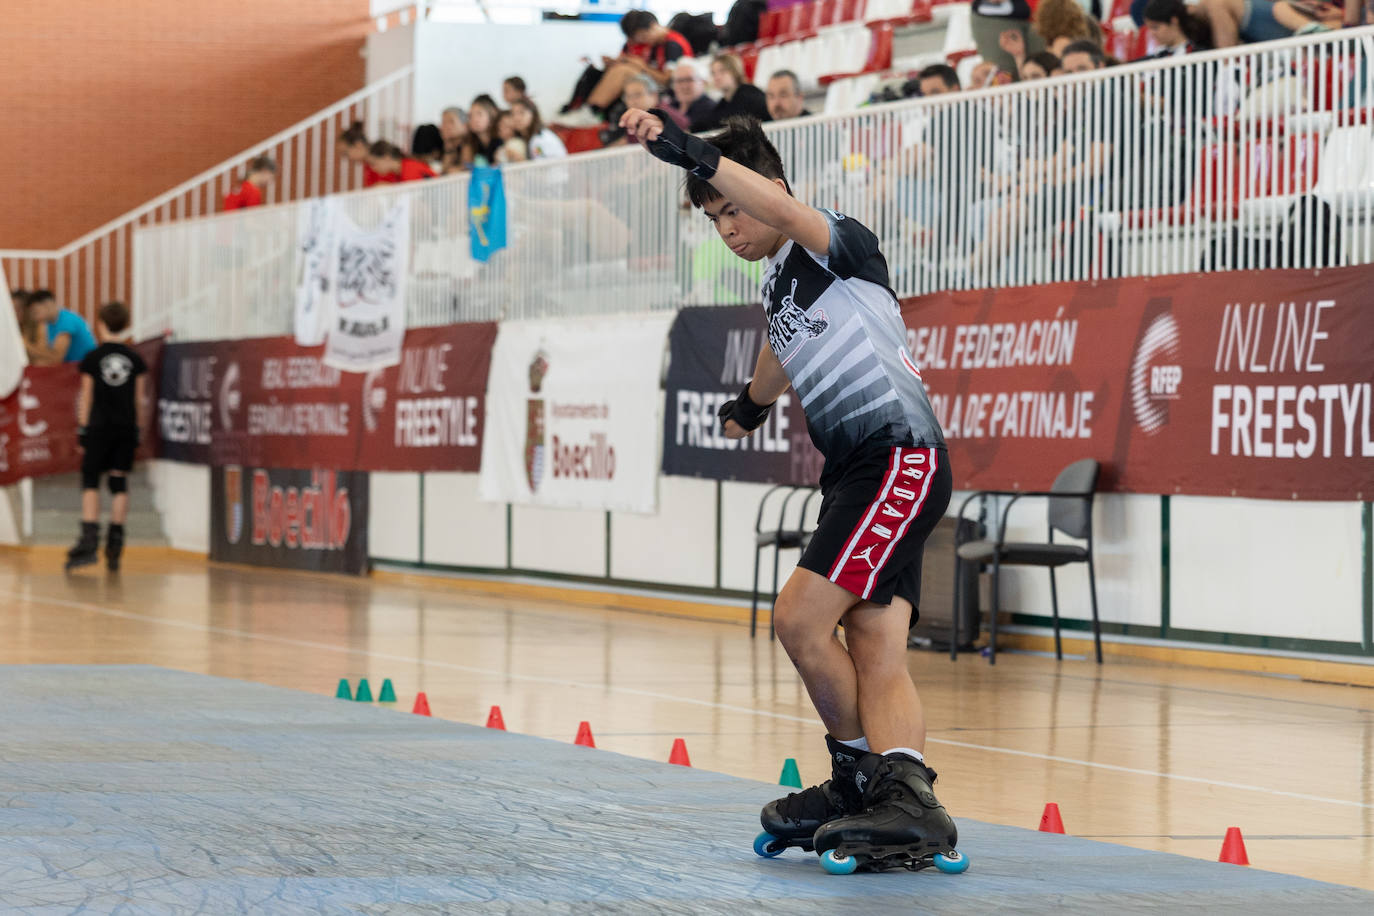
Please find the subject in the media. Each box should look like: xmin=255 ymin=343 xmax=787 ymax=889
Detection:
xmin=0 ymin=1 xmax=370 ymax=250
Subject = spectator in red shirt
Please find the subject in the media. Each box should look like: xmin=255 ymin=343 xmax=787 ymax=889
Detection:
xmin=339 ymin=122 xmax=398 ymax=187
xmin=368 ymin=142 xmax=437 ymax=182
xmin=223 ymin=156 xmax=276 ymax=210
xmin=558 ymin=10 xmax=692 ymax=126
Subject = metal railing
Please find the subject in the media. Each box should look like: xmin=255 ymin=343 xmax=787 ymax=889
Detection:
xmin=2 ymin=67 xmax=414 ymax=325
xmin=134 ymin=27 xmax=1374 ymax=342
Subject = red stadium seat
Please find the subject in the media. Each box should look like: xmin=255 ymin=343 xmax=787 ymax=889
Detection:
xmin=1113 ymin=144 xmax=1243 ymax=229
xmin=839 ymin=0 xmax=867 ymax=22
xmin=796 ymin=0 xmax=821 ymax=38
xmin=818 ymin=0 xmax=841 ymax=27
xmin=818 ymin=23 xmax=894 ymax=85
xmin=740 ymin=44 xmax=761 ymax=82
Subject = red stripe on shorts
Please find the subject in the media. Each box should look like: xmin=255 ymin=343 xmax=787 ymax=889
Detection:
xmin=830 ymin=447 xmax=937 ymax=600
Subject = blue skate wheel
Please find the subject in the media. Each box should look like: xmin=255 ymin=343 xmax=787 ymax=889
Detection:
xmin=820 ymin=849 xmax=859 ymax=875
xmin=754 ymin=831 xmax=785 ymax=858
xmin=934 ymin=850 xmax=970 ymax=874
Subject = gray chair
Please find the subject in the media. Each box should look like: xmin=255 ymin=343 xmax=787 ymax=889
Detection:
xmin=950 ymin=459 xmax=1102 ymax=665
xmin=750 ymin=485 xmax=821 ymax=639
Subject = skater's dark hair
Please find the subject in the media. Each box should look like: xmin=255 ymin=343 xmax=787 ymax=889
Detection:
xmin=620 ymin=9 xmax=658 ymax=38
xmin=98 ymin=301 xmax=131 ymax=334
xmin=686 ymin=116 xmax=791 ymax=209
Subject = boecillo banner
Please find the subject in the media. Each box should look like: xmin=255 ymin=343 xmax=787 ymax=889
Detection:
xmin=661 ymin=306 xmax=823 ymax=485
xmin=902 ymin=266 xmax=1374 ymax=500
xmin=0 ymin=339 xmax=163 ymax=487
xmin=156 ymin=323 xmax=495 ymax=471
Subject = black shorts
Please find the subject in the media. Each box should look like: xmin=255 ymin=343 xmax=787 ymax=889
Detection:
xmin=799 ymin=445 xmax=952 ymax=622
xmin=82 ymin=427 xmax=137 ymax=478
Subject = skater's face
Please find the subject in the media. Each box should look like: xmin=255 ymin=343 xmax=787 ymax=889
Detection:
xmin=701 ymin=184 xmax=787 ymax=262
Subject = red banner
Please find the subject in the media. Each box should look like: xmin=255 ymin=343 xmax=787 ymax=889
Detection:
xmin=0 ymin=339 xmax=163 ymax=487
xmin=903 ymin=266 xmax=1374 ymax=500
xmin=155 ymin=323 xmax=496 ymax=472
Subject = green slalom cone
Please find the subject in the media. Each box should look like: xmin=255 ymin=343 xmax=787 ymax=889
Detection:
xmin=379 ymin=679 xmax=397 ymax=703
xmin=779 ymin=758 xmax=802 ymax=788
xmin=335 ymin=679 xmax=352 ymax=700
xmin=355 ymin=678 xmax=373 ymax=702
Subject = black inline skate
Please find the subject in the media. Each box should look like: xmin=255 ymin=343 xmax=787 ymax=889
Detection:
xmin=65 ymin=521 xmax=99 ymax=571
xmin=105 ymin=523 xmax=125 ymax=572
xmin=754 ymin=736 xmax=865 ymax=858
xmin=810 ymin=752 xmax=969 ymax=875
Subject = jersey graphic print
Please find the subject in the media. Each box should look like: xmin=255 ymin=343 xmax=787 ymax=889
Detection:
xmin=759 ymin=211 xmax=944 ymax=475
xmin=99 ymin=353 xmax=134 ymax=387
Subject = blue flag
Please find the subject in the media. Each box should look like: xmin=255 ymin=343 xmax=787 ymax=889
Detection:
xmin=469 ymin=166 xmax=507 ymax=263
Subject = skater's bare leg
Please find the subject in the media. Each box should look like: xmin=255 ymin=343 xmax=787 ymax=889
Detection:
xmin=772 ymin=568 xmax=864 ymax=740
xmin=843 ymin=597 xmax=925 ymax=754
xmin=81 ymin=488 xmax=100 ymax=524
xmin=109 ymin=473 xmax=129 ymax=525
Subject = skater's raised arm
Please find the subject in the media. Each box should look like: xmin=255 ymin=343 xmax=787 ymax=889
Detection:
xmin=620 ymin=107 xmax=830 ymax=254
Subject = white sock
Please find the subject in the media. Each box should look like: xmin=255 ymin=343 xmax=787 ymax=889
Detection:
xmin=881 ymin=746 xmax=924 ymax=762
xmin=837 ymin=736 xmax=870 ymax=752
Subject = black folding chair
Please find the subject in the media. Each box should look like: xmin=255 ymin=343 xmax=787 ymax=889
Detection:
xmin=750 ymin=484 xmax=821 ymax=639
xmin=950 ymin=459 xmax=1102 ymax=665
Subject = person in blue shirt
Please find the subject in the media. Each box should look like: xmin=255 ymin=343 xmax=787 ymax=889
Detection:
xmin=24 ymin=290 xmax=96 ymax=365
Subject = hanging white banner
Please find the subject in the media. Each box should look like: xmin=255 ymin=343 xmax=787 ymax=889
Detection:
xmin=293 ymin=197 xmax=337 ymax=348
xmin=0 ymin=271 xmax=27 ymax=400
xmin=478 ymin=313 xmax=673 ymax=514
xmin=322 ymin=198 xmax=410 ymax=373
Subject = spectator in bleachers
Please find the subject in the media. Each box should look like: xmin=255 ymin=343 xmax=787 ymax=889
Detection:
xmin=721 ymin=0 xmax=768 ymax=46
xmin=223 ymin=156 xmax=277 ymax=211
xmin=511 ymin=98 xmax=568 ymax=159
xmin=368 ymin=142 xmax=437 ymax=181
xmin=1201 ymin=0 xmax=1294 ymax=46
xmin=1143 ymin=0 xmax=1214 ymax=54
xmin=11 ymin=289 xmax=39 ymax=353
xmin=494 ymin=111 xmax=528 ymax=163
xmin=972 ymin=0 xmax=1046 ymax=81
xmin=462 ymin=97 xmax=504 ymax=167
xmin=1060 ymin=38 xmax=1108 ymax=73
xmin=1020 ymin=50 xmax=1063 ymax=80
xmin=604 ymin=73 xmax=682 ymax=146
xmin=918 ymin=64 xmax=961 ymax=97
xmin=439 ymin=107 xmax=468 ymax=173
xmin=667 ymin=59 xmax=717 ymax=132
xmin=503 ymin=76 xmax=528 ymax=106
xmin=24 ymin=290 xmax=96 ymax=366
xmin=558 ymin=10 xmax=692 ymax=127
xmin=765 ymin=70 xmax=810 ymax=121
xmin=703 ymin=53 xmax=770 ymax=129
xmin=969 ymin=60 xmax=1014 ymax=89
xmin=411 ymin=124 xmax=446 ymax=174
xmin=339 ymin=122 xmax=397 ymax=187
xmin=1032 ymin=0 xmax=1105 ymax=57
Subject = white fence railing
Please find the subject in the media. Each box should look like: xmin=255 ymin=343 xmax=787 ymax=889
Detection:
xmin=3 ymin=68 xmax=414 ymax=326
xmin=135 ymin=28 xmax=1374 ymax=342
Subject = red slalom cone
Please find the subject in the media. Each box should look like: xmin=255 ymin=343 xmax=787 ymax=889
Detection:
xmin=574 ymin=721 xmax=596 ymax=747
xmin=1038 ymin=803 xmax=1066 ymax=834
xmin=668 ymin=738 xmax=692 ymax=766
xmin=486 ymin=705 xmax=506 ymax=730
xmin=412 ymin=692 xmax=431 ymax=716
xmin=1219 ymin=827 xmax=1250 ymax=865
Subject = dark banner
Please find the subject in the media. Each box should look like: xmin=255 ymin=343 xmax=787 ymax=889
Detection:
xmin=156 ymin=323 xmax=496 ymax=471
xmin=903 ymin=266 xmax=1374 ymax=500
xmin=661 ymin=306 xmax=823 ymax=485
xmin=0 ymin=338 xmax=163 ymax=487
xmin=209 ymin=465 xmax=369 ymax=575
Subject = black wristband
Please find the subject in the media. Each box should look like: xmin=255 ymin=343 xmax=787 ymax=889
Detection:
xmin=718 ymin=383 xmax=772 ymax=432
xmin=644 ymin=108 xmax=721 ymax=179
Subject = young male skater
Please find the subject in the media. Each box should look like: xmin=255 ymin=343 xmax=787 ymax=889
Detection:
xmin=621 ymin=108 xmax=962 ymax=871
xmin=67 ymin=301 xmax=148 ymax=572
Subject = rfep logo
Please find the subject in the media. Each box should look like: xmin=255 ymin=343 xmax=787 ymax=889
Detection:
xmin=1131 ymin=314 xmax=1182 ymax=436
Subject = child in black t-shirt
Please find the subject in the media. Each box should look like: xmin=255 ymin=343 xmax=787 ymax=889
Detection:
xmin=67 ymin=301 xmax=147 ymax=572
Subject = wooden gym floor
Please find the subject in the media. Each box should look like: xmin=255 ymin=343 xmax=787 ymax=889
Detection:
xmin=3 ymin=546 xmax=1373 ymax=894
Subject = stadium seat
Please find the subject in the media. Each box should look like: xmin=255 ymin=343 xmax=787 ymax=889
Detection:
xmin=1239 ymin=131 xmax=1323 ymax=237
xmin=740 ymin=44 xmax=761 ymax=82
xmin=1098 ymin=143 xmax=1243 ymax=233
xmin=839 ymin=0 xmax=868 ymax=22
xmin=818 ymin=23 xmax=894 ymax=86
xmin=817 ymin=0 xmax=841 ymax=27
xmin=940 ymin=3 xmax=975 ymax=59
xmin=1312 ymin=125 xmax=1374 ymax=212
xmin=757 ymin=9 xmax=782 ymax=43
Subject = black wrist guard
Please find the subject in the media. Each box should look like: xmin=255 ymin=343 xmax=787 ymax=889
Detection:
xmin=77 ymin=425 xmax=89 ymax=448
xmin=717 ymin=383 xmax=772 ymax=432
xmin=645 ymin=109 xmax=720 ymax=179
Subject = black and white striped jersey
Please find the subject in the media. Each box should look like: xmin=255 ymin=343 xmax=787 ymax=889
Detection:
xmin=760 ymin=209 xmax=945 ymax=483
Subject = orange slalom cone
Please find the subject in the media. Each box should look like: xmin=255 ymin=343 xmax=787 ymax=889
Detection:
xmin=1219 ymin=827 xmax=1250 ymax=865
xmin=1038 ymin=803 xmax=1066 ymax=834
xmin=574 ymin=721 xmax=596 ymax=747
xmin=668 ymin=738 xmax=692 ymax=766
xmin=412 ymin=692 xmax=431 ymax=716
xmin=486 ymin=705 xmax=506 ymax=730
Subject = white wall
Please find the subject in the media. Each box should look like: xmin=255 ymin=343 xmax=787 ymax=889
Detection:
xmin=412 ymin=19 xmax=627 ymax=125
xmin=148 ymin=460 xmax=210 ymax=554
xmin=366 ymin=20 xmax=417 ymax=85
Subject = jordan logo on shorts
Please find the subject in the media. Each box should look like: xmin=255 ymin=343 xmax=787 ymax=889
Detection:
xmin=852 ymin=544 xmax=878 ymax=570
